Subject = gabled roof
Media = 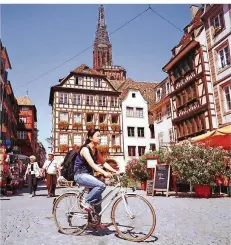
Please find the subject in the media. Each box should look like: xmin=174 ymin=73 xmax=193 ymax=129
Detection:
xmin=118 ymin=78 xmax=159 ymax=110
xmin=16 ymin=96 xmax=34 ymax=106
xmin=71 ymin=64 xmax=105 ymax=77
xmin=108 ymin=80 xmax=125 ymax=90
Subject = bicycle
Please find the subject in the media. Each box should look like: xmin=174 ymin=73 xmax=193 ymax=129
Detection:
xmin=53 ymin=173 xmax=156 ymax=242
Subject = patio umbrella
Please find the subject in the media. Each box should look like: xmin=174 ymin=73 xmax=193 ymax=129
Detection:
xmin=191 ymin=125 xmax=231 ymax=150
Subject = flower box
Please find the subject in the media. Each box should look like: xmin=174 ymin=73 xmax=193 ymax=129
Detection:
xmin=72 ymin=122 xmax=82 ymax=129
xmin=97 ymin=145 xmax=109 ymax=154
xmin=58 ymin=121 xmax=69 ymax=130
xmin=112 ymin=145 xmax=121 ymax=150
xmin=99 ymin=123 xmax=108 ymax=130
xmin=86 ymin=122 xmax=94 ymax=130
xmin=72 ymin=145 xmax=81 ymax=151
xmin=111 ymin=123 xmax=120 ymax=131
xmin=59 ymin=144 xmax=69 ymax=152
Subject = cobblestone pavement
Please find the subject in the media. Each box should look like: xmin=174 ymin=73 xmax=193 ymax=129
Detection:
xmin=1 ymin=183 xmax=231 ymax=245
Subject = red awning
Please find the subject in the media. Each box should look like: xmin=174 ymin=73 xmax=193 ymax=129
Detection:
xmin=191 ymin=125 xmax=231 ymax=150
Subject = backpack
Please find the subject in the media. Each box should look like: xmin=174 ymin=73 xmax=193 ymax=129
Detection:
xmin=61 ymin=150 xmax=78 ymax=181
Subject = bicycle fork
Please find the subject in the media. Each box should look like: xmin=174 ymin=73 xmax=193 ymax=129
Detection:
xmin=121 ymin=193 xmax=135 ymax=219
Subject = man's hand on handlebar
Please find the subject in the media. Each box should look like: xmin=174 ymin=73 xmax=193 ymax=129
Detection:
xmin=103 ymin=172 xmax=113 ymax=178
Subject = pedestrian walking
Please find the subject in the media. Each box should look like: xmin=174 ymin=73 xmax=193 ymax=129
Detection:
xmin=24 ymin=155 xmax=40 ymax=198
xmin=42 ymin=153 xmax=60 ymax=198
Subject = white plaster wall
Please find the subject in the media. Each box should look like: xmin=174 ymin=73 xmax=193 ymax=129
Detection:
xmin=122 ymin=90 xmax=154 ymax=164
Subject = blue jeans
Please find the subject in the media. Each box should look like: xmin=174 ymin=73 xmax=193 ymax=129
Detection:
xmin=74 ymin=173 xmax=106 ymax=213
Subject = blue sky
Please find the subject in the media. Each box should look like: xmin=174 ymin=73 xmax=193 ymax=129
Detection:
xmin=1 ymin=4 xmax=192 ymax=151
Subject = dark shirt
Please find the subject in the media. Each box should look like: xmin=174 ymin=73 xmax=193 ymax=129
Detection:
xmin=74 ymin=145 xmax=97 ymax=175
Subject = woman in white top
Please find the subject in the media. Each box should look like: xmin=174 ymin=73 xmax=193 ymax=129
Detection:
xmin=24 ymin=155 xmax=40 ymax=198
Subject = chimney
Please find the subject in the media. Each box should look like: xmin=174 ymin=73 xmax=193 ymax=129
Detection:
xmin=190 ymin=5 xmax=199 ymax=20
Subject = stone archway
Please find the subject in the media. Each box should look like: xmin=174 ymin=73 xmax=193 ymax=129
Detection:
xmin=106 ymin=159 xmax=119 ymax=171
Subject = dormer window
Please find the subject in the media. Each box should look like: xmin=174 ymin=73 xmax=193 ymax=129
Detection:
xmin=156 ymin=88 xmax=162 ymax=102
xmin=132 ymin=93 xmax=136 ymax=98
xmin=75 ymin=76 xmax=82 ymax=86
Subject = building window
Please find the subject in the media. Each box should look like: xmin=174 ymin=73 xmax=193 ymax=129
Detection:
xmin=60 ymin=112 xmax=68 ymax=121
xmin=218 ymin=46 xmax=230 ymax=69
xmin=132 ymin=93 xmax=136 ymax=98
xmin=167 ymin=104 xmax=171 ymax=117
xmin=86 ymin=95 xmax=94 ymax=106
xmin=94 ymin=79 xmax=102 ymax=87
xmin=60 ymin=134 xmax=68 ymax=144
xmin=73 ymin=113 xmax=81 ymax=122
xmin=156 ymin=88 xmax=162 ymax=102
xmin=213 ymin=12 xmax=224 ymax=29
xmin=99 ymin=96 xmax=107 ymax=106
xmin=128 ymin=146 xmax=136 ymax=157
xmin=73 ymin=134 xmax=82 ymax=145
xmin=17 ymin=131 xmax=27 ymax=139
xmin=111 ymin=115 xmax=119 ymax=123
xmin=137 ymin=127 xmax=144 ymax=137
xmin=72 ymin=94 xmax=81 ymax=105
xmin=169 ymin=128 xmax=175 ymax=142
xmin=138 ymin=146 xmax=146 ymax=156
xmin=223 ymin=84 xmax=231 ymax=111
xmin=111 ymin=97 xmax=118 ymax=107
xmin=75 ymin=76 xmax=82 ymax=86
xmin=166 ymin=82 xmax=170 ymax=95
xmin=101 ymin=135 xmax=107 ymax=145
xmin=59 ymin=93 xmax=68 ymax=104
xmin=86 ymin=114 xmax=94 ymax=122
xmin=156 ymin=109 xmax=162 ymax=122
xmin=136 ymin=108 xmax=143 ymax=118
xmin=150 ymin=144 xmax=156 ymax=151
xmin=158 ymin=132 xmax=164 ymax=147
xmin=99 ymin=114 xmax=106 ymax=123
xmin=128 ymin=127 xmax=135 ymax=137
xmin=126 ymin=107 xmax=134 ymax=117
xmin=112 ymin=135 xmax=120 ymax=145
xmin=19 ymin=117 xmax=27 ymax=123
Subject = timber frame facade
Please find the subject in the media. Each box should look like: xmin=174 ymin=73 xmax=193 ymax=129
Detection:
xmin=163 ymin=6 xmax=217 ymax=141
xmin=49 ymin=64 xmax=124 ymax=169
xmin=201 ymin=4 xmax=231 ymax=127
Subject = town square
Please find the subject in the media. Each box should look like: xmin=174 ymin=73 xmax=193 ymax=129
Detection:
xmin=0 ymin=2 xmax=231 ymax=245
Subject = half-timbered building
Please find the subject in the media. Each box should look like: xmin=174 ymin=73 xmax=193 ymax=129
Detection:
xmin=201 ymin=4 xmax=231 ymax=127
xmin=163 ymin=6 xmax=218 ymax=141
xmin=151 ymin=78 xmax=175 ymax=150
xmin=49 ymin=64 xmax=124 ymax=170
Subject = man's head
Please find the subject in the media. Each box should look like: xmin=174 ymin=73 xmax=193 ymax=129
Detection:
xmin=48 ymin=152 xmax=54 ymax=161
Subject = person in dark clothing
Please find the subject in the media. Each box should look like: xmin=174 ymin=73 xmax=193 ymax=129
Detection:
xmin=74 ymin=128 xmax=120 ymax=227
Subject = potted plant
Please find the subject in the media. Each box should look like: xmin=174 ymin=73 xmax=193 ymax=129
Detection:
xmin=59 ymin=144 xmax=69 ymax=152
xmin=72 ymin=144 xmax=81 ymax=151
xmin=125 ymin=158 xmax=151 ymax=190
xmin=58 ymin=121 xmax=69 ymax=130
xmin=97 ymin=145 xmax=109 ymax=154
xmin=86 ymin=122 xmax=94 ymax=130
xmin=72 ymin=122 xmax=82 ymax=129
xmin=111 ymin=123 xmax=120 ymax=131
xmin=99 ymin=122 xmax=108 ymax=130
xmin=165 ymin=141 xmax=228 ymax=198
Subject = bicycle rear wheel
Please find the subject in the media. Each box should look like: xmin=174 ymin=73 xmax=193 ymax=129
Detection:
xmin=53 ymin=192 xmax=88 ymax=235
xmin=111 ymin=194 xmax=156 ymax=242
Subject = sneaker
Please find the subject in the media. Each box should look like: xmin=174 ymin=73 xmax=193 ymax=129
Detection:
xmin=30 ymin=194 xmax=33 ymax=198
xmin=80 ymin=199 xmax=94 ymax=212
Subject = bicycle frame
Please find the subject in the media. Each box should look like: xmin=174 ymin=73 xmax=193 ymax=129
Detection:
xmin=93 ymin=176 xmax=136 ymax=219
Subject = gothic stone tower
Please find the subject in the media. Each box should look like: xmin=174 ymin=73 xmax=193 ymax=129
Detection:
xmin=93 ymin=5 xmax=126 ymax=81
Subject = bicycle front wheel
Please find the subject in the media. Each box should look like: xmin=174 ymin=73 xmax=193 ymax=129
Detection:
xmin=111 ymin=194 xmax=156 ymax=242
xmin=53 ymin=192 xmax=88 ymax=235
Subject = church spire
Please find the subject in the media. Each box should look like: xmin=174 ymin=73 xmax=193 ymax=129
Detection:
xmin=93 ymin=5 xmax=112 ymax=69
xmin=94 ymin=5 xmax=110 ymax=45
